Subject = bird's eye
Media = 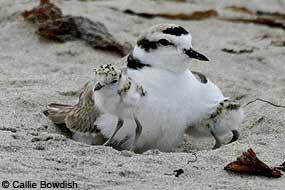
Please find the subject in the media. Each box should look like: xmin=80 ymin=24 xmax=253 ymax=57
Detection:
xmin=158 ymin=39 xmax=173 ymax=46
xmin=110 ymin=80 xmax=118 ymax=84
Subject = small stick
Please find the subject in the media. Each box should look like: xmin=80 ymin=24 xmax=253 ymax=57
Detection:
xmin=244 ymin=98 xmax=285 ymax=108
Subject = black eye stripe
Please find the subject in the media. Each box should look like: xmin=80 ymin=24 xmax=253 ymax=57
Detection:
xmin=110 ymin=80 xmax=118 ymax=84
xmin=158 ymin=39 xmax=173 ymax=46
xmin=162 ymin=26 xmax=189 ymax=36
xmin=137 ymin=38 xmax=174 ymax=51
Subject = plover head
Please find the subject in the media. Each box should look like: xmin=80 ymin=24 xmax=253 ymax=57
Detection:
xmin=94 ymin=64 xmax=122 ymax=91
xmin=94 ymin=64 xmax=143 ymax=97
xmin=130 ymin=23 xmax=209 ymax=73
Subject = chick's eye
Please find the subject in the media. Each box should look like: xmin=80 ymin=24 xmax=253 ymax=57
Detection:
xmin=110 ymin=80 xmax=118 ymax=84
xmin=158 ymin=39 xmax=173 ymax=46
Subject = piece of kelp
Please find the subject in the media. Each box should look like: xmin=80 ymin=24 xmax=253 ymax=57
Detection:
xmin=22 ymin=0 xmax=131 ymax=56
xmin=219 ymin=17 xmax=285 ymax=30
xmin=224 ymin=6 xmax=255 ymax=15
xmin=225 ymin=6 xmax=285 ymax=20
xmin=123 ymin=9 xmax=218 ymax=20
xmin=224 ymin=148 xmax=282 ymax=178
xmin=221 ymin=6 xmax=285 ymax=31
xmin=21 ymin=0 xmax=63 ymax=24
xmin=37 ymin=15 xmax=130 ymax=55
xmin=274 ymin=162 xmax=285 ymax=172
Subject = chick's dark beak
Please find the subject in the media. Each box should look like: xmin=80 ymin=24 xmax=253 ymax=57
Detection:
xmin=184 ymin=48 xmax=209 ymax=61
xmin=94 ymin=82 xmax=104 ymax=91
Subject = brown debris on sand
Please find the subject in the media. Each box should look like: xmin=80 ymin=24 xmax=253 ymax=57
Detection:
xmin=274 ymin=162 xmax=285 ymax=172
xmin=224 ymin=148 xmax=282 ymax=178
xmin=21 ymin=0 xmax=62 ymax=24
xmin=221 ymin=6 xmax=285 ymax=31
xmin=21 ymin=0 xmax=131 ymax=56
xmin=123 ymin=9 xmax=218 ymax=20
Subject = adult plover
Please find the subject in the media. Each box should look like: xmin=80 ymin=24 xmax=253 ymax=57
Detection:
xmin=115 ymin=23 xmax=243 ymax=151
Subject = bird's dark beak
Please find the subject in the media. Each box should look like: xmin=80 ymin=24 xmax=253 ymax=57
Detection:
xmin=94 ymin=83 xmax=104 ymax=91
xmin=184 ymin=48 xmax=209 ymax=61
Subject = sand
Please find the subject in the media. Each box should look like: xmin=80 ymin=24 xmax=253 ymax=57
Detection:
xmin=0 ymin=0 xmax=284 ymax=189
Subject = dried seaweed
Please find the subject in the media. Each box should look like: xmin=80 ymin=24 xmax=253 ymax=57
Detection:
xmin=21 ymin=0 xmax=62 ymax=24
xmin=275 ymin=162 xmax=285 ymax=172
xmin=224 ymin=6 xmax=255 ymax=15
xmin=256 ymin=11 xmax=285 ymax=20
xmin=221 ymin=6 xmax=285 ymax=30
xmin=38 ymin=16 xmax=130 ymax=55
xmin=221 ymin=48 xmax=254 ymax=54
xmin=219 ymin=17 xmax=285 ymax=30
xmin=123 ymin=9 xmax=218 ymax=20
xmin=225 ymin=148 xmax=282 ymax=178
xmin=22 ymin=0 xmax=131 ymax=56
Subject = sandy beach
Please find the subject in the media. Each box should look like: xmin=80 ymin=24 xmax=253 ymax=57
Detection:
xmin=0 ymin=0 xmax=284 ymax=189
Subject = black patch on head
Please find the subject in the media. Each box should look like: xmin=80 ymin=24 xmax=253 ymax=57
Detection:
xmin=162 ymin=26 xmax=189 ymax=36
xmin=137 ymin=38 xmax=157 ymax=52
xmin=127 ymin=53 xmax=151 ymax=70
xmin=137 ymin=38 xmax=174 ymax=52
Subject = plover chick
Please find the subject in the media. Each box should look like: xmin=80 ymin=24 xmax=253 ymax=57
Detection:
xmin=94 ymin=64 xmax=147 ymax=151
xmin=208 ymin=99 xmax=242 ymax=148
xmin=185 ymin=94 xmax=243 ymax=149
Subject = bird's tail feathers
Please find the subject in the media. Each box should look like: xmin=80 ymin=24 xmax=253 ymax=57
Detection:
xmin=43 ymin=103 xmax=74 ymax=124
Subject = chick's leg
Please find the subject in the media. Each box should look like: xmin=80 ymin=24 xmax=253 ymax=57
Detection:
xmin=130 ymin=115 xmax=143 ymax=151
xmin=103 ymin=118 xmax=124 ymax=146
xmin=228 ymin=130 xmax=240 ymax=144
xmin=208 ymin=124 xmax=222 ymax=149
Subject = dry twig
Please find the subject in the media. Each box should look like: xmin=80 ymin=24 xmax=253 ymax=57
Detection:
xmin=245 ymin=98 xmax=285 ymax=108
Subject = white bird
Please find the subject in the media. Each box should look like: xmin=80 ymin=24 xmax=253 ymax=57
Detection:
xmin=96 ymin=23 xmax=243 ymax=151
xmin=45 ymin=23 xmax=243 ymax=152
